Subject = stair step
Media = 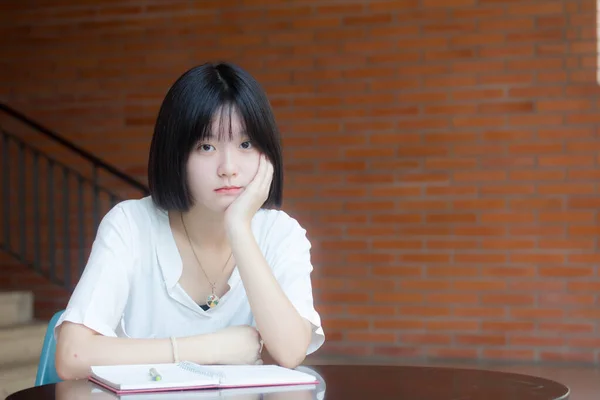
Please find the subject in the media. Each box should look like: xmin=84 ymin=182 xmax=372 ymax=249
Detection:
xmin=0 ymin=362 xmax=38 ymax=399
xmin=0 ymin=322 xmax=47 ymax=366
xmin=0 ymin=291 xmax=33 ymax=328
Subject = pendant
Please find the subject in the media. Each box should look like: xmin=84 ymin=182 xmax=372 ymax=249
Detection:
xmin=207 ymin=293 xmax=220 ymax=308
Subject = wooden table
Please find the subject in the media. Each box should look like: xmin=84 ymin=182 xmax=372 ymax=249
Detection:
xmin=6 ymin=364 xmax=570 ymax=399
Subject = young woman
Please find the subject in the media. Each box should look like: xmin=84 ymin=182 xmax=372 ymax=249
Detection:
xmin=55 ymin=62 xmax=325 ymax=380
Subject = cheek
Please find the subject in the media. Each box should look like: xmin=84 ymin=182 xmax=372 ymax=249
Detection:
xmin=186 ymin=157 xmax=211 ymax=188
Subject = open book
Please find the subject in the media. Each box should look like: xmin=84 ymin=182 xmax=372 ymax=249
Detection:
xmin=88 ymin=361 xmax=319 ymax=395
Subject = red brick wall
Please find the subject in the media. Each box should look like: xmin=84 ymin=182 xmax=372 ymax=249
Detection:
xmin=1 ymin=0 xmax=600 ymax=363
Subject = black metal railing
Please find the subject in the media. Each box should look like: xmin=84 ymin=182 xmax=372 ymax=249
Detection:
xmin=0 ymin=103 xmax=149 ymax=291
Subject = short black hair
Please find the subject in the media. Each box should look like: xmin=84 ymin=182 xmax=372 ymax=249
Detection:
xmin=148 ymin=61 xmax=283 ymax=212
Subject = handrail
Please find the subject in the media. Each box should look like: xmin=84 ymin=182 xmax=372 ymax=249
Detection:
xmin=0 ymin=102 xmax=148 ymax=194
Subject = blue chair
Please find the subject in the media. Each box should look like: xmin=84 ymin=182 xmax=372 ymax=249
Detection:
xmin=35 ymin=309 xmax=64 ymax=386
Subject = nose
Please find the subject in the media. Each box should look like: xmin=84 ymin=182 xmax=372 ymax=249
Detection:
xmin=217 ymin=146 xmax=238 ymax=178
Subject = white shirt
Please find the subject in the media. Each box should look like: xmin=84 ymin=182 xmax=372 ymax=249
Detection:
xmin=54 ymin=196 xmax=325 ymax=356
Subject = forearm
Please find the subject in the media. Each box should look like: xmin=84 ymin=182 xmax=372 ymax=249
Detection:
xmin=228 ymin=225 xmax=311 ymax=368
xmin=55 ymin=323 xmax=217 ymax=380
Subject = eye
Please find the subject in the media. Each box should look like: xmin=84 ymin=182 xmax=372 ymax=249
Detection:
xmin=240 ymin=141 xmax=253 ymax=150
xmin=198 ymin=143 xmax=215 ymax=152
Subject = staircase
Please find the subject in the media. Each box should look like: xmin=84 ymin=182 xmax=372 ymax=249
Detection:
xmin=0 ymin=104 xmax=149 ymax=398
xmin=0 ymin=291 xmax=47 ymax=398
xmin=0 ymin=102 xmax=148 ymax=318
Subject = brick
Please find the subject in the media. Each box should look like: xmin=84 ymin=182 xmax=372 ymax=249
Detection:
xmin=538 ymin=183 xmax=595 ymax=195
xmin=372 ymin=187 xmax=421 ymax=197
xmin=478 ymin=101 xmax=534 ymax=114
xmin=452 ymin=33 xmax=505 ymax=46
xmin=510 ymin=309 xmax=565 ymax=320
xmin=509 ymin=170 xmax=564 ymax=181
xmin=452 ymin=116 xmax=506 ymax=128
xmin=480 ymin=44 xmax=533 ymax=58
xmin=427 ymin=266 xmax=479 ymax=277
xmin=484 ymin=349 xmax=535 ymax=361
xmin=539 ymin=293 xmax=595 ymax=306
xmin=539 ymin=267 xmax=593 ymax=277
xmin=346 ymin=201 xmax=394 ymax=211
xmin=372 ymin=214 xmax=422 ymax=224
xmin=480 ymin=73 xmax=533 ymax=85
xmin=453 ymin=281 xmax=506 ymax=291
xmin=480 ymin=156 xmax=535 ymax=168
xmin=569 ymin=254 xmax=600 ymax=263
xmin=373 ymin=266 xmax=422 ymax=277
xmin=400 ymin=254 xmax=450 ymax=263
xmin=426 ymin=214 xmax=476 ymax=223
xmin=346 ymin=174 xmax=394 ymax=184
xmin=538 ymin=239 xmax=594 ymax=250
xmin=455 ymin=226 xmax=505 ymax=236
xmin=482 ymin=321 xmax=535 ymax=332
xmin=426 ymin=320 xmax=479 ymax=331
xmin=346 ymin=332 xmax=396 ymax=343
xmin=398 ymin=145 xmax=449 ymax=157
xmin=544 ymin=210 xmax=595 ymax=223
xmin=374 ymin=293 xmax=423 ymax=303
xmin=452 ymin=88 xmax=504 ymax=101
xmin=319 ymin=161 xmax=366 ymax=172
xmin=348 ymin=306 xmax=395 ymax=316
xmin=455 ymin=254 xmax=506 ymax=263
xmin=454 ymin=171 xmax=506 ymax=182
xmin=510 ymin=198 xmax=563 ymax=210
xmin=482 ymin=266 xmax=536 ymax=277
xmin=480 ymin=184 xmax=534 ymax=195
xmin=511 ymin=336 xmax=565 ymax=348
xmin=456 ymin=334 xmax=506 ymax=346
xmin=481 ymin=294 xmax=534 ymax=306
xmin=427 ymin=293 xmax=479 ymax=304
xmin=507 ymin=1 xmax=564 ymax=15
xmin=509 ymin=86 xmax=564 ymax=98
xmin=399 ymin=306 xmax=451 ymax=317
xmin=400 ymin=333 xmax=452 ymax=345
xmin=426 ymin=186 xmax=477 ymax=196
xmin=399 ymin=280 xmax=450 ymax=291
xmin=373 ymin=320 xmax=422 ymax=329
xmin=320 ymin=292 xmax=370 ymax=303
xmin=454 ymin=307 xmax=506 ymax=318
xmin=540 ymin=322 xmax=594 ymax=334
xmin=481 ymin=239 xmax=535 ymax=250
xmin=326 ymin=319 xmax=369 ymax=330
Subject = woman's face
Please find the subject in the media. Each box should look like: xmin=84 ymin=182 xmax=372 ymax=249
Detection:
xmin=186 ymin=106 xmax=261 ymax=214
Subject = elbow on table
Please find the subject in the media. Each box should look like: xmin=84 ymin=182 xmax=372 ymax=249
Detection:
xmin=55 ymin=326 xmax=92 ymax=381
xmin=271 ymin=345 xmax=308 ymax=370
xmin=55 ymin=348 xmax=82 ymax=381
xmin=278 ymin=354 xmax=306 ymax=370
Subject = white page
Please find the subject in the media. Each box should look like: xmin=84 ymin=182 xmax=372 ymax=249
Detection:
xmin=90 ymin=363 xmax=218 ymax=390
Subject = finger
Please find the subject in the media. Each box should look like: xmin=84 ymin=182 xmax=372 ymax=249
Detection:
xmin=259 ymin=156 xmax=273 ymax=192
xmin=249 ymin=154 xmax=265 ymax=185
xmin=259 ymin=154 xmax=270 ymax=184
xmin=250 ymin=154 xmax=267 ymax=191
xmin=251 ymin=156 xmax=268 ymax=195
xmin=255 ymin=358 xmax=263 ymax=365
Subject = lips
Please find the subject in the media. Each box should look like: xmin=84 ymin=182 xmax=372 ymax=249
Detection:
xmin=216 ymin=186 xmax=241 ymax=191
xmin=215 ymin=186 xmax=242 ymax=194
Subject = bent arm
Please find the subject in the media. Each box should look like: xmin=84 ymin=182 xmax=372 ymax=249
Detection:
xmin=227 ymin=223 xmax=314 ymax=369
xmin=55 ymin=322 xmax=219 ymax=380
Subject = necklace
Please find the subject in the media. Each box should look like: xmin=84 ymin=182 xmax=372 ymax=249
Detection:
xmin=180 ymin=213 xmax=232 ymax=308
